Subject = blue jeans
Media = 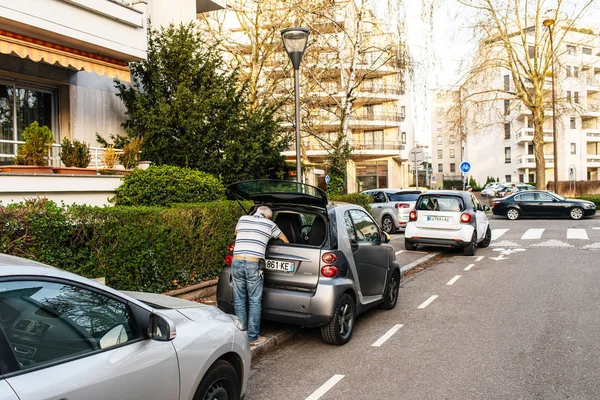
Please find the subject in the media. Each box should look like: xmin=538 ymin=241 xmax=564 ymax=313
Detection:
xmin=231 ymin=259 xmax=263 ymax=341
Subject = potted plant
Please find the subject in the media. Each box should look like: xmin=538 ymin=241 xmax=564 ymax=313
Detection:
xmin=53 ymin=138 xmax=96 ymax=175
xmin=98 ymin=145 xmax=119 ymax=175
xmin=117 ymin=137 xmax=143 ymax=175
xmin=1 ymin=122 xmax=54 ymax=173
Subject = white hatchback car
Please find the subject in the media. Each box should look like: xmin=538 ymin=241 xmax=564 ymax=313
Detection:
xmin=404 ymin=191 xmax=492 ymax=256
xmin=0 ymin=254 xmax=250 ymax=400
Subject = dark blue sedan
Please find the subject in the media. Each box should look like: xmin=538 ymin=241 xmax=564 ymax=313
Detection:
xmin=492 ymin=190 xmax=596 ymax=220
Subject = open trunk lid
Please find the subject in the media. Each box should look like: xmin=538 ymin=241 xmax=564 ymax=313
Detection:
xmin=227 ymin=179 xmax=328 ymax=209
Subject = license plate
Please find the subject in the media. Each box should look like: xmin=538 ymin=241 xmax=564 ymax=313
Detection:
xmin=427 ymin=216 xmax=449 ymax=222
xmin=265 ymin=259 xmax=295 ymax=273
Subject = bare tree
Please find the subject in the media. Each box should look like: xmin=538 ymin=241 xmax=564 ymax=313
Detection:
xmin=456 ymin=0 xmax=594 ymax=188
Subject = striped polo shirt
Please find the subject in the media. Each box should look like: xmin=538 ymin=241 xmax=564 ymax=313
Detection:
xmin=233 ymin=215 xmax=283 ymax=259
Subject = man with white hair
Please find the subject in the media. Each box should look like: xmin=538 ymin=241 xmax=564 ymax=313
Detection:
xmin=232 ymin=205 xmax=289 ymax=346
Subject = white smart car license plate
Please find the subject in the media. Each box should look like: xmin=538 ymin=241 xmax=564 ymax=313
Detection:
xmin=265 ymin=259 xmax=295 ymax=272
xmin=427 ymin=216 xmax=449 ymax=222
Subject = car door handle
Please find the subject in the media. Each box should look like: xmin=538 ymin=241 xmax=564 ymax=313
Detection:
xmin=350 ymin=239 xmax=359 ymax=252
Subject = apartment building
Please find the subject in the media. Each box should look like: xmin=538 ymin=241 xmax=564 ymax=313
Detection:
xmin=202 ymin=0 xmax=413 ymax=193
xmin=0 ymin=0 xmax=224 ymax=164
xmin=431 ymin=89 xmax=464 ymax=187
xmin=461 ymin=25 xmax=600 ymax=186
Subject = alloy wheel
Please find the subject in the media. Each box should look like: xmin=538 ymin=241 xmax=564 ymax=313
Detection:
xmin=339 ymin=303 xmax=353 ymax=339
xmin=387 ymin=274 xmax=399 ymax=304
xmin=382 ymin=216 xmax=394 ymax=233
xmin=570 ymin=207 xmax=584 ymax=220
xmin=506 ymin=208 xmax=520 ymax=220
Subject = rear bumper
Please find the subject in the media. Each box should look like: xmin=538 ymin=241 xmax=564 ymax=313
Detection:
xmin=405 ymin=237 xmax=468 ymax=247
xmin=405 ymin=223 xmax=474 ymax=245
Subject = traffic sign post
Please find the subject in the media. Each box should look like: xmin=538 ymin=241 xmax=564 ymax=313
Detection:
xmin=325 ymin=175 xmax=331 ymax=185
xmin=409 ymin=148 xmax=425 ymax=189
xmin=459 ymin=162 xmax=471 ymax=191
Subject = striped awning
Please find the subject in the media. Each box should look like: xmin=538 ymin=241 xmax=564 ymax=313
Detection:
xmin=0 ymin=29 xmax=130 ymax=82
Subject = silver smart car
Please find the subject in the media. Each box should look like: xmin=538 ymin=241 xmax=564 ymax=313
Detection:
xmin=0 ymin=254 xmax=250 ymax=400
xmin=217 ymin=180 xmax=401 ymax=346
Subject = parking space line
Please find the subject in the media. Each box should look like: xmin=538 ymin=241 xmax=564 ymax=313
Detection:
xmin=521 ymin=229 xmax=544 ymax=240
xmin=464 ymin=264 xmax=475 ymax=271
xmin=371 ymin=324 xmax=404 ymax=347
xmin=446 ymin=275 xmax=462 ymax=285
xmin=475 ymin=256 xmax=484 ymax=262
xmin=305 ymin=375 xmax=345 ymax=400
xmin=418 ymin=295 xmax=438 ymax=309
xmin=395 ymin=250 xmax=405 ymax=255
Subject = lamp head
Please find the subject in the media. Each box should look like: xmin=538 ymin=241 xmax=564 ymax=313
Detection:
xmin=281 ymin=27 xmax=310 ymax=70
xmin=543 ymin=18 xmax=555 ymax=27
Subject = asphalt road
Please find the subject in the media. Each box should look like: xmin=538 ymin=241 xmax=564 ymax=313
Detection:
xmin=246 ymin=215 xmax=600 ymax=399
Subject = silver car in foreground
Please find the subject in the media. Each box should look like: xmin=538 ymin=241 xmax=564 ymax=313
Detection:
xmin=0 ymin=254 xmax=250 ymax=400
xmin=218 ymin=180 xmax=401 ymax=346
xmin=362 ymin=189 xmax=425 ymax=233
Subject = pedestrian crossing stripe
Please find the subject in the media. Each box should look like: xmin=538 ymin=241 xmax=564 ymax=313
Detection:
xmin=567 ymin=229 xmax=588 ymax=240
xmin=530 ymin=240 xmax=574 ymax=248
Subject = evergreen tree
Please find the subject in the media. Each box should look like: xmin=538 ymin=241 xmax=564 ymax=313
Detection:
xmin=114 ymin=23 xmax=290 ymax=183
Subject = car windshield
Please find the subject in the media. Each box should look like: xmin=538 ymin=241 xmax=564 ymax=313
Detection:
xmin=416 ymin=195 xmax=464 ymax=212
xmin=388 ymin=192 xmax=420 ymax=202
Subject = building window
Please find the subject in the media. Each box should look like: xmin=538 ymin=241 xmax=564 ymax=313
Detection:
xmin=0 ymin=83 xmax=57 ymax=162
xmin=450 ymin=135 xmax=455 ymax=143
xmin=527 ymin=118 xmax=534 ymax=128
xmin=528 ymin=144 xmax=534 ymax=155
xmin=438 ymin=149 xmax=442 ymax=158
xmin=505 ymin=175 xmax=512 ymax=182
xmin=438 ymin=163 xmax=443 ymax=173
xmin=519 ymin=174 xmax=524 ymax=183
xmin=582 ymin=47 xmax=592 ymax=55
xmin=570 ymin=117 xmax=576 ymax=129
xmin=504 ymin=123 xmax=511 ymax=139
xmin=566 ymin=66 xmax=572 ymax=77
xmin=437 ymin=136 xmax=442 ymax=144
xmin=400 ymin=106 xmax=406 ymax=120
xmin=528 ymin=45 xmax=535 ymax=58
xmin=504 ymin=100 xmax=510 ymax=115
xmin=356 ymin=161 xmax=388 ymax=191
xmin=567 ymin=45 xmax=576 ymax=55
xmin=505 ymin=147 xmax=511 ymax=163
xmin=355 ymin=130 xmax=384 ymax=149
xmin=450 ymin=149 xmax=455 ymax=158
xmin=450 ymin=163 xmax=455 ymax=173
xmin=400 ymin=131 xmax=406 ymax=144
xmin=574 ymin=92 xmax=579 ymax=104
xmin=529 ymin=173 xmax=535 ymax=182
xmin=566 ymin=91 xmax=572 ymax=102
xmin=571 ymin=143 xmax=576 ymax=155
xmin=574 ymin=67 xmax=579 ymax=78
xmin=504 ymin=74 xmax=510 ymax=91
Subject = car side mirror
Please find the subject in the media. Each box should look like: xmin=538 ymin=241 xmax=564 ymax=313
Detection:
xmin=381 ymin=232 xmax=391 ymax=243
xmin=483 ymin=205 xmax=490 ymax=212
xmin=149 ymin=313 xmax=177 ymax=341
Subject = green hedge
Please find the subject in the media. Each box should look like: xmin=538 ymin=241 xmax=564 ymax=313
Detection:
xmin=114 ymin=165 xmax=226 ymax=206
xmin=329 ymin=193 xmax=374 ymax=214
xmin=574 ymin=195 xmax=600 ymax=209
xmin=0 ymin=199 xmax=250 ymax=292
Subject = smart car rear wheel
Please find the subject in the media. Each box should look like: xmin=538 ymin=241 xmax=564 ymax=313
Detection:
xmin=464 ymin=231 xmax=477 ymax=256
xmin=321 ymin=293 xmax=355 ymax=345
xmin=570 ymin=207 xmax=584 ymax=220
xmin=381 ymin=215 xmax=396 ymax=234
xmin=405 ymin=239 xmax=418 ymax=251
xmin=479 ymin=226 xmax=492 ymax=248
xmin=194 ymin=360 xmax=240 ymax=400
xmin=380 ymin=270 xmax=400 ymax=310
xmin=506 ymin=208 xmax=520 ymax=220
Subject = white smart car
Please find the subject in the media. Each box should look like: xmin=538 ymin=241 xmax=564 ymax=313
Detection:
xmin=404 ymin=191 xmax=492 ymax=256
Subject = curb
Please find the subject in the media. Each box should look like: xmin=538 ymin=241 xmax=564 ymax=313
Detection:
xmin=400 ymin=252 xmax=442 ymax=276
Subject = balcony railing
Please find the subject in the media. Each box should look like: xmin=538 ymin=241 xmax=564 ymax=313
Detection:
xmin=588 ymin=77 xmax=600 ymax=87
xmin=516 ymin=154 xmax=554 ymax=167
xmin=515 ymin=127 xmax=553 ymax=142
xmin=286 ymin=141 xmax=405 ymax=152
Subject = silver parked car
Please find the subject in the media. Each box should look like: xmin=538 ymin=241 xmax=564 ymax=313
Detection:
xmin=0 ymin=254 xmax=250 ymax=400
xmin=217 ymin=180 xmax=401 ymax=346
xmin=362 ymin=189 xmax=425 ymax=233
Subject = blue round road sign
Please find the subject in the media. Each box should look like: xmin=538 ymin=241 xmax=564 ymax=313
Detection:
xmin=325 ymin=175 xmax=331 ymax=184
xmin=459 ymin=161 xmax=471 ymax=173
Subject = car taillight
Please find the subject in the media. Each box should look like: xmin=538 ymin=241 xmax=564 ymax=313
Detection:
xmin=492 ymin=201 xmax=499 ymax=207
xmin=460 ymin=213 xmax=472 ymax=223
xmin=227 ymin=242 xmax=235 ymax=253
xmin=395 ymin=203 xmax=410 ymax=208
xmin=224 ymin=255 xmax=233 ymax=265
xmin=321 ymin=265 xmax=339 ymax=278
xmin=409 ymin=210 xmax=417 ymax=221
xmin=322 ymin=252 xmax=337 ymax=263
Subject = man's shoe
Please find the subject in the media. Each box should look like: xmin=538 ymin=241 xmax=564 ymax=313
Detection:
xmin=250 ymin=336 xmax=266 ymax=346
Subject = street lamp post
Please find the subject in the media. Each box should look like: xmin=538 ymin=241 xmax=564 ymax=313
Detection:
xmin=543 ymin=17 xmax=559 ymax=191
xmin=281 ymin=27 xmax=309 ymax=183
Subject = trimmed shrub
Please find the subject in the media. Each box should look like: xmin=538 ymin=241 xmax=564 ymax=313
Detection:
xmin=574 ymin=195 xmax=600 ymax=209
xmin=14 ymin=122 xmax=53 ymax=166
xmin=0 ymin=199 xmax=251 ymax=293
xmin=114 ymin=165 xmax=226 ymax=206
xmin=329 ymin=193 xmax=374 ymax=213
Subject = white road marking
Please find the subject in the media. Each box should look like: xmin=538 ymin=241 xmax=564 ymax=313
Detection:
xmin=491 ymin=229 xmax=509 ymax=240
xmin=567 ymin=229 xmax=588 ymax=240
xmin=371 ymin=324 xmax=404 ymax=347
xmin=305 ymin=375 xmax=345 ymax=400
xmin=395 ymin=250 xmax=405 ymax=255
xmin=446 ymin=275 xmax=462 ymax=285
xmin=418 ymin=295 xmax=439 ymax=309
xmin=475 ymin=256 xmax=484 ymax=262
xmin=464 ymin=264 xmax=475 ymax=271
xmin=521 ymin=228 xmax=545 ymax=240
xmin=593 ymin=228 xmax=600 ymax=230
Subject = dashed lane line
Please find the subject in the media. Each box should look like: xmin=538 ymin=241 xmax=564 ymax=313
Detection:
xmin=305 ymin=375 xmax=345 ymax=400
xmin=418 ymin=295 xmax=439 ymax=309
xmin=446 ymin=275 xmax=462 ymax=285
xmin=371 ymin=324 xmax=404 ymax=347
xmin=464 ymin=264 xmax=475 ymax=271
xmin=475 ymin=256 xmax=484 ymax=262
